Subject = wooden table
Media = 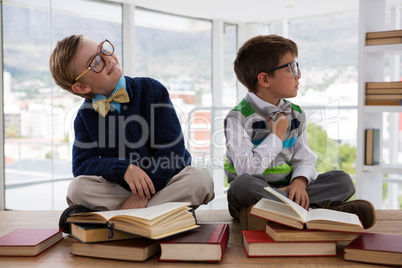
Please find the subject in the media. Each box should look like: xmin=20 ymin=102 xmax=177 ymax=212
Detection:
xmin=1 ymin=209 xmax=401 ymax=267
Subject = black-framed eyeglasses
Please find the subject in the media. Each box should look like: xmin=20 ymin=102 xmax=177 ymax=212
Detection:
xmin=253 ymin=61 xmax=301 ymax=84
xmin=74 ymin=39 xmax=114 ymax=81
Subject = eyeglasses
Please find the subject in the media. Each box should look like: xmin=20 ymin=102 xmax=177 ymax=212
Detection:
xmin=253 ymin=61 xmax=301 ymax=84
xmin=74 ymin=39 xmax=114 ymax=81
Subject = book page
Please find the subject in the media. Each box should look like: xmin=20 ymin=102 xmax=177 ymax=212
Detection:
xmin=305 ymin=208 xmax=361 ymax=225
xmin=264 ymin=187 xmax=308 ymax=221
xmin=85 ymin=202 xmax=190 ymax=222
xmin=253 ymin=198 xmax=303 ymax=221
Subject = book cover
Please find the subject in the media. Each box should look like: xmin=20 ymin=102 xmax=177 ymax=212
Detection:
xmin=365 ymin=37 xmax=402 ymax=46
xmin=265 ymin=221 xmax=358 ymax=242
xmin=242 ymin=230 xmax=337 ymax=257
xmin=366 ymin=94 xmax=402 ymax=100
xmin=71 ymin=238 xmax=160 ymax=261
xmin=366 ymin=81 xmax=402 ymax=89
xmin=66 ymin=202 xmax=199 ymax=240
xmin=365 ymin=99 xmax=402 ymax=106
xmin=250 ymin=187 xmax=364 ymax=233
xmin=70 ymin=223 xmax=139 ymax=243
xmin=344 ymin=233 xmax=402 ymax=266
xmin=0 ymin=229 xmax=63 ymax=256
xmin=158 ymin=223 xmax=229 ymax=262
xmin=366 ymin=29 xmax=402 ymax=39
xmin=365 ymin=129 xmax=380 ymax=165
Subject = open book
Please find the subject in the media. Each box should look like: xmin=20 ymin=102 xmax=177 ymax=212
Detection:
xmin=250 ymin=187 xmax=364 ymax=233
xmin=66 ymin=202 xmax=198 ymax=240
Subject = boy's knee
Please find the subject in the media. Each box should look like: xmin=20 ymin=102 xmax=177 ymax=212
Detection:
xmin=66 ymin=176 xmax=91 ymax=205
xmin=187 ymin=167 xmax=214 ymax=191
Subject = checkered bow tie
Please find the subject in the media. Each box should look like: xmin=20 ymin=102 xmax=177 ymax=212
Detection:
xmin=264 ymin=101 xmax=292 ymax=120
xmin=92 ymin=87 xmax=129 ymax=117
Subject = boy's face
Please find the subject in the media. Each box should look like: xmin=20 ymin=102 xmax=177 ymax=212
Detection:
xmin=72 ymin=38 xmax=123 ymax=97
xmin=257 ymin=51 xmax=300 ymax=105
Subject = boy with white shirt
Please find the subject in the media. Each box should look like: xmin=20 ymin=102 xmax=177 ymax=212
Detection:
xmin=224 ymin=35 xmax=375 ymax=229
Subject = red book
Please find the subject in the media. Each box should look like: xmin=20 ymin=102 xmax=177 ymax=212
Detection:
xmin=0 ymin=229 xmax=63 ymax=256
xmin=158 ymin=223 xmax=229 ymax=262
xmin=344 ymin=233 xmax=402 ymax=266
xmin=242 ymin=230 xmax=337 ymax=257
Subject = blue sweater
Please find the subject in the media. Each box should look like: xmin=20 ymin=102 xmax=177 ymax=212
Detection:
xmin=72 ymin=76 xmax=191 ymax=193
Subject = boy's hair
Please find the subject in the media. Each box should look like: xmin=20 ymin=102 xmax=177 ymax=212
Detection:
xmin=234 ymin=34 xmax=298 ymax=93
xmin=49 ymin=34 xmax=94 ymax=99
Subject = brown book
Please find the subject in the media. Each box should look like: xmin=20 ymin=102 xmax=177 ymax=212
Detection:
xmin=344 ymin=233 xmax=402 ymax=266
xmin=366 ymin=81 xmax=402 ymax=89
xmin=366 ymin=89 xmax=402 ymax=94
xmin=70 ymin=223 xmax=139 ymax=243
xmin=71 ymin=238 xmax=160 ymax=261
xmin=158 ymin=223 xmax=229 ymax=262
xmin=265 ymin=221 xmax=358 ymax=242
xmin=366 ymin=29 xmax=402 ymax=39
xmin=250 ymin=187 xmax=364 ymax=233
xmin=365 ymin=37 xmax=402 ymax=46
xmin=66 ymin=202 xmax=198 ymax=240
xmin=0 ymin=229 xmax=63 ymax=256
xmin=242 ymin=230 xmax=337 ymax=257
xmin=365 ymin=99 xmax=402 ymax=106
xmin=366 ymin=94 xmax=402 ymax=100
xmin=365 ymin=129 xmax=380 ymax=166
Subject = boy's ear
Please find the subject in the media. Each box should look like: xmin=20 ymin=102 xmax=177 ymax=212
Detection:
xmin=256 ymin=72 xmax=270 ymax=88
xmin=71 ymin=83 xmax=91 ymax=95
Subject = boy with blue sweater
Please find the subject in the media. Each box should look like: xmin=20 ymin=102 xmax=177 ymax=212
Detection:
xmin=49 ymin=35 xmax=214 ymax=222
xmin=225 ymin=35 xmax=375 ymax=229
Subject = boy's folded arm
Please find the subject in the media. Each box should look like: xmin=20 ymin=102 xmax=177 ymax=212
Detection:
xmin=226 ymin=117 xmax=281 ymax=175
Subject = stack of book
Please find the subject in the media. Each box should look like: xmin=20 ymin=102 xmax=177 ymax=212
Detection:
xmin=65 ymin=202 xmax=230 ymax=263
xmin=365 ymin=29 xmax=402 ymax=46
xmin=242 ymin=187 xmax=364 ymax=257
xmin=365 ymin=81 xmax=402 ymax=106
xmin=66 ymin=202 xmax=197 ymax=261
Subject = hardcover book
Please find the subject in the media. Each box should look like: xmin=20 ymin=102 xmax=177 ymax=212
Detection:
xmin=242 ymin=230 xmax=337 ymax=257
xmin=365 ymin=129 xmax=380 ymax=165
xmin=158 ymin=223 xmax=229 ymax=262
xmin=71 ymin=238 xmax=160 ymax=262
xmin=70 ymin=223 xmax=139 ymax=243
xmin=344 ymin=233 xmax=402 ymax=266
xmin=250 ymin=187 xmax=364 ymax=233
xmin=265 ymin=221 xmax=358 ymax=242
xmin=66 ymin=202 xmax=198 ymax=240
xmin=0 ymin=229 xmax=63 ymax=256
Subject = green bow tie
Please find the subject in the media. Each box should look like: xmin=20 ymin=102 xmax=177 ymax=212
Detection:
xmin=92 ymin=87 xmax=129 ymax=117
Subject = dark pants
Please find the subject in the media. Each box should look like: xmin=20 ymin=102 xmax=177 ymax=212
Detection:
xmin=227 ymin=170 xmax=355 ymax=219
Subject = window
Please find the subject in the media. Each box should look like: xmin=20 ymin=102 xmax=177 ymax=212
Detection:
xmin=289 ymin=13 xmax=359 ymax=175
xmin=3 ymin=0 xmax=122 ymax=210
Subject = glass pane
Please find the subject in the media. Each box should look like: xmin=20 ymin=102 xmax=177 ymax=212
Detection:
xmin=223 ymin=23 xmax=238 ymax=107
xmin=134 ymin=8 xmax=212 ymax=165
xmin=3 ymin=0 xmax=122 ymax=210
xmin=289 ymin=13 xmax=359 ymax=175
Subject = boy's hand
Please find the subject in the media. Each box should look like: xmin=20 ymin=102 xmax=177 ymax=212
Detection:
xmin=267 ymin=113 xmax=289 ymax=141
xmin=279 ymin=177 xmax=309 ymax=209
xmin=124 ymin=164 xmax=155 ymax=200
xmin=120 ymin=194 xmax=148 ymax=210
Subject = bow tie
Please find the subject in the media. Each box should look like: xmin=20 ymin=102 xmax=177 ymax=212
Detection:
xmin=92 ymin=87 xmax=129 ymax=117
xmin=264 ymin=101 xmax=292 ymax=120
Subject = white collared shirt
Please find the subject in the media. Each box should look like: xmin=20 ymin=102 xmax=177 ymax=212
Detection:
xmin=225 ymin=92 xmax=317 ymax=184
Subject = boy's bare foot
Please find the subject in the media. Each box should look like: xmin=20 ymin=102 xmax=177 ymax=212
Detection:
xmin=120 ymin=194 xmax=148 ymax=209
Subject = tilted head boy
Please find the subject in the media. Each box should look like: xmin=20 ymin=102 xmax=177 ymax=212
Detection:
xmin=49 ymin=35 xmax=122 ymax=99
xmin=234 ymin=35 xmax=301 ymax=105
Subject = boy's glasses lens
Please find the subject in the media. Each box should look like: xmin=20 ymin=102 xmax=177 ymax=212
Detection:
xmin=290 ymin=62 xmax=300 ymax=77
xmin=90 ymin=55 xmax=104 ymax=72
xmin=101 ymin=41 xmax=114 ymax=56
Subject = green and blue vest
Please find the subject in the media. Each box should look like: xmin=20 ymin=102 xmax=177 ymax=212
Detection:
xmin=224 ymin=94 xmax=306 ymax=184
